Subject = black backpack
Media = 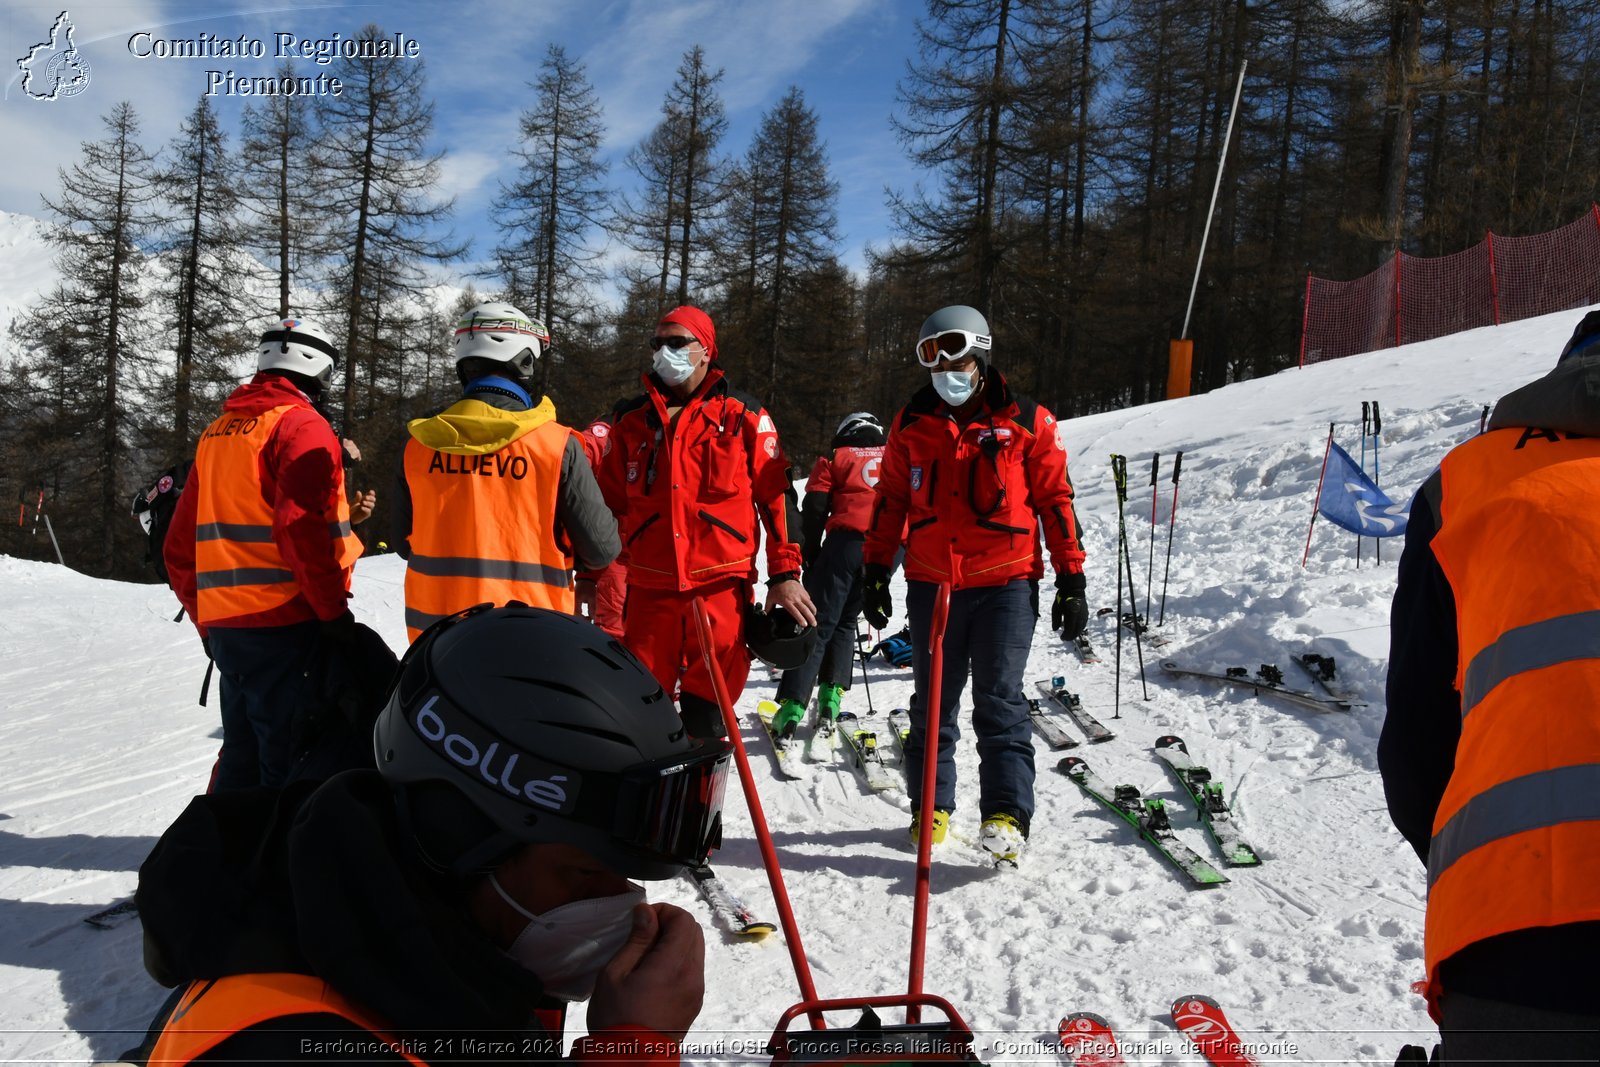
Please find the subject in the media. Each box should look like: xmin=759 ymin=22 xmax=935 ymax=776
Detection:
xmin=130 ymin=460 xmax=191 ymax=587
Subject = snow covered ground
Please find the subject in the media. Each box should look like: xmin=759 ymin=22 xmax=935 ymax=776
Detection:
xmin=0 ymin=305 xmax=1586 ymax=1065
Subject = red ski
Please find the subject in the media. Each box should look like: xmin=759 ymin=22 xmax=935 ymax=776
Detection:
xmin=1058 ymin=1012 xmax=1125 ymax=1067
xmin=1171 ymin=994 xmax=1258 ymax=1067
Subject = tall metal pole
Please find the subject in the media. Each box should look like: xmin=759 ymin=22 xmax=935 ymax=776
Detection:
xmin=1181 ymin=59 xmax=1248 ymax=340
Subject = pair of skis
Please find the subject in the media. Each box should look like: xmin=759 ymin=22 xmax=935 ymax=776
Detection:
xmin=1160 ymin=652 xmax=1366 ymax=712
xmin=686 ymin=863 xmax=776 ymax=941
xmin=1058 ymin=735 xmax=1260 ymax=886
xmin=1061 ymin=994 xmax=1259 ymax=1067
xmin=1033 ymin=677 xmax=1115 ymax=745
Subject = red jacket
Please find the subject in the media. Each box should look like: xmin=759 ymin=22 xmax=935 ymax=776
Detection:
xmin=864 ymin=367 xmax=1084 ymax=589
xmin=166 ymin=374 xmax=357 ymax=632
xmin=590 ymin=368 xmax=803 ymax=592
xmin=806 ymin=446 xmax=884 ymax=535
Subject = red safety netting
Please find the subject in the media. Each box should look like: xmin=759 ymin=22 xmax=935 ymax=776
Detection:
xmin=1301 ymin=206 xmax=1600 ymax=365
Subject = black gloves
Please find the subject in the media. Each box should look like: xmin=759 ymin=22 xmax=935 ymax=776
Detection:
xmin=1052 ymin=571 xmax=1088 ymax=640
xmin=320 ymin=609 xmax=363 ymax=646
xmin=862 ymin=563 xmax=893 ymax=630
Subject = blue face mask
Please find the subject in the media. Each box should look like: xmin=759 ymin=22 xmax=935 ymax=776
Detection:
xmin=932 ymin=368 xmax=978 ymax=406
xmin=652 ymin=344 xmax=699 ymax=386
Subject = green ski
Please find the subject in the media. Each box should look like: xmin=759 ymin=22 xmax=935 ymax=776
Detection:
xmin=1057 ymin=756 xmax=1229 ymax=887
xmin=1152 ymin=736 xmax=1261 ymax=866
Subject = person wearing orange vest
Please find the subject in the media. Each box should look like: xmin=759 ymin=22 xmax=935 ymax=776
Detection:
xmin=165 ymin=317 xmax=373 ymax=791
xmin=770 ymin=412 xmax=892 ymax=735
xmin=132 ymin=604 xmax=728 ymax=1067
xmin=862 ymin=305 xmax=1087 ymax=867
xmin=585 ymin=306 xmax=815 ymax=739
xmin=395 ymin=303 xmax=618 ymax=642
xmin=1382 ymin=309 xmax=1600 ymax=1064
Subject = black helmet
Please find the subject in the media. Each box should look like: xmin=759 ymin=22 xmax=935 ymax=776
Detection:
xmin=373 ymin=604 xmax=731 ymax=879
xmin=744 ymin=603 xmax=817 ymax=671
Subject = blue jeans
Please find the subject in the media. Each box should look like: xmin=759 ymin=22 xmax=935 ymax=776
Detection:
xmin=207 ymin=620 xmax=323 ymax=791
xmin=776 ymin=531 xmax=865 ymax=704
xmin=904 ymin=579 xmax=1037 ymax=828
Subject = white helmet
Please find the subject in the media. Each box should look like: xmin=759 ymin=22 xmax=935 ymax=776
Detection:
xmin=453 ymin=303 xmax=550 ymax=378
xmin=258 ymin=318 xmax=338 ymax=387
xmin=835 ymin=411 xmax=885 ymax=439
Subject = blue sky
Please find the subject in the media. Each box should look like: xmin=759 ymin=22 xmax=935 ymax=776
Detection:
xmin=1 ymin=0 xmax=927 ymax=285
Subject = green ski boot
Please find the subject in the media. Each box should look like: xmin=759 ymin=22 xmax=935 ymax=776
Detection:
xmin=771 ymin=699 xmax=807 ymax=738
xmin=817 ymin=684 xmax=844 ymax=724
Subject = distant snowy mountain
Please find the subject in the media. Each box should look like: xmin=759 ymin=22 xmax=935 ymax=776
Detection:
xmin=0 ymin=210 xmax=59 ymax=342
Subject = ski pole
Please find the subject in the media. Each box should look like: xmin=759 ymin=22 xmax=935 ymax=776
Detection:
xmin=1111 ymin=456 xmax=1126 ymax=718
xmin=1158 ymin=451 xmax=1182 ymax=626
xmin=855 ymin=625 xmax=876 ymax=715
xmin=1356 ymin=403 xmax=1368 ymax=569
xmin=1115 ymin=465 xmax=1149 ymax=703
xmin=1144 ymin=452 xmax=1159 ymax=627
xmin=691 ymin=599 xmax=822 ymax=1025
xmin=1302 ymin=423 xmax=1335 ymax=567
xmin=907 ymin=580 xmax=951 ymax=1023
xmin=1372 ymin=402 xmax=1383 ymax=564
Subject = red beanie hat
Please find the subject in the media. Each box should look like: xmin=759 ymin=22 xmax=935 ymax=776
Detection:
xmin=657 ymin=305 xmax=718 ymax=362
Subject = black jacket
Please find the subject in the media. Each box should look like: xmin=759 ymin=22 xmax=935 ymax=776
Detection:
xmin=135 ymin=772 xmax=563 ymax=1064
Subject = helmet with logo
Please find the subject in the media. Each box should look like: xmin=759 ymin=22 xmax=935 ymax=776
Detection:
xmin=744 ymin=603 xmax=817 ymax=671
xmin=373 ymin=604 xmax=731 ymax=879
xmin=833 ymin=411 xmax=886 ymax=448
xmin=454 ymin=302 xmax=550 ymax=380
xmin=258 ymin=317 xmax=339 ymax=388
xmin=915 ymin=305 xmax=991 ymax=368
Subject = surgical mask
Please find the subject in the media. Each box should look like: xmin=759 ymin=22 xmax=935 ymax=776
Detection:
xmin=932 ymin=367 xmax=979 ymax=406
xmin=491 ymin=873 xmax=646 ymax=1002
xmin=652 ymin=344 xmax=699 ymax=386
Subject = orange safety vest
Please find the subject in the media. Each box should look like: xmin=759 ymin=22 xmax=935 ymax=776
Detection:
xmin=1424 ymin=425 xmax=1600 ymax=990
xmin=402 ymin=421 xmax=575 ymax=642
xmin=148 ymin=973 xmax=429 ymax=1066
xmin=192 ymin=405 xmax=362 ymax=624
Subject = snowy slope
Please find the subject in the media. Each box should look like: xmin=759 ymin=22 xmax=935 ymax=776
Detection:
xmin=0 ymin=306 xmax=1584 ymax=1065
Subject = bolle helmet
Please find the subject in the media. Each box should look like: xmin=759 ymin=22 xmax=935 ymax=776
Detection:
xmin=915 ymin=305 xmax=991 ymax=368
xmin=258 ymin=317 xmax=339 ymax=387
xmin=744 ymin=603 xmax=818 ymax=671
xmin=454 ymin=302 xmax=550 ymax=379
xmin=373 ymin=604 xmax=732 ymax=879
xmin=833 ymin=411 xmax=886 ymax=447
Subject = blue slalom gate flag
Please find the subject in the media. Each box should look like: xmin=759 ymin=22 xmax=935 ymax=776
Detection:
xmin=1319 ymin=442 xmax=1409 ymax=537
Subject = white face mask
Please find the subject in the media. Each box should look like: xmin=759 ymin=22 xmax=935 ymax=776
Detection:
xmin=932 ymin=367 xmax=979 ymax=406
xmin=490 ymin=873 xmax=646 ymax=1002
xmin=652 ymin=343 xmax=699 ymax=386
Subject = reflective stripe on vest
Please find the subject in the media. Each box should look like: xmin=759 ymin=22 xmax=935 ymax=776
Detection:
xmin=402 ymin=423 xmax=574 ymax=643
xmin=192 ymin=404 xmax=362 ymax=624
xmin=1424 ymin=426 xmax=1600 ymax=986
xmin=148 ymin=973 xmax=429 ymax=1067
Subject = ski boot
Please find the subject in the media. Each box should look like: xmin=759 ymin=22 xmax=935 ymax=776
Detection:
xmin=771 ymin=699 xmax=806 ymax=739
xmin=980 ymin=811 xmax=1028 ymax=867
xmin=816 ymin=683 xmax=844 ymax=726
xmin=909 ymin=808 xmax=950 ymax=847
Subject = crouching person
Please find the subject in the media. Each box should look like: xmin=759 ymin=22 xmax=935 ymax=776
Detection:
xmin=134 ymin=604 xmax=731 ymax=1066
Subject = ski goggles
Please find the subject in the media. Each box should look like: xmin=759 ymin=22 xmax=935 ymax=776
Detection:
xmin=915 ymin=329 xmax=991 ymax=367
xmin=606 ymin=744 xmax=731 ymax=869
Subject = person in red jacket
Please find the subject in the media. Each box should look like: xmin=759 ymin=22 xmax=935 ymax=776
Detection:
xmin=770 ymin=411 xmax=891 ymax=735
xmin=165 ymin=317 xmax=374 ymax=791
xmin=862 ymin=305 xmax=1087 ymax=866
xmin=577 ymin=408 xmax=629 ymax=639
xmin=586 ymin=306 xmax=815 ymax=738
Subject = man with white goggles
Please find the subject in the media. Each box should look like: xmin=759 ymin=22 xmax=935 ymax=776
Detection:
xmin=915 ymin=327 xmax=992 ymax=367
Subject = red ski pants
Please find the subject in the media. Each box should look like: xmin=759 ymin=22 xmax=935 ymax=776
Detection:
xmin=623 ymin=579 xmax=750 ymax=738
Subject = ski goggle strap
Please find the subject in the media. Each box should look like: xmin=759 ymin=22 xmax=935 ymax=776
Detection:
xmin=915 ymin=329 xmax=991 ymax=367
